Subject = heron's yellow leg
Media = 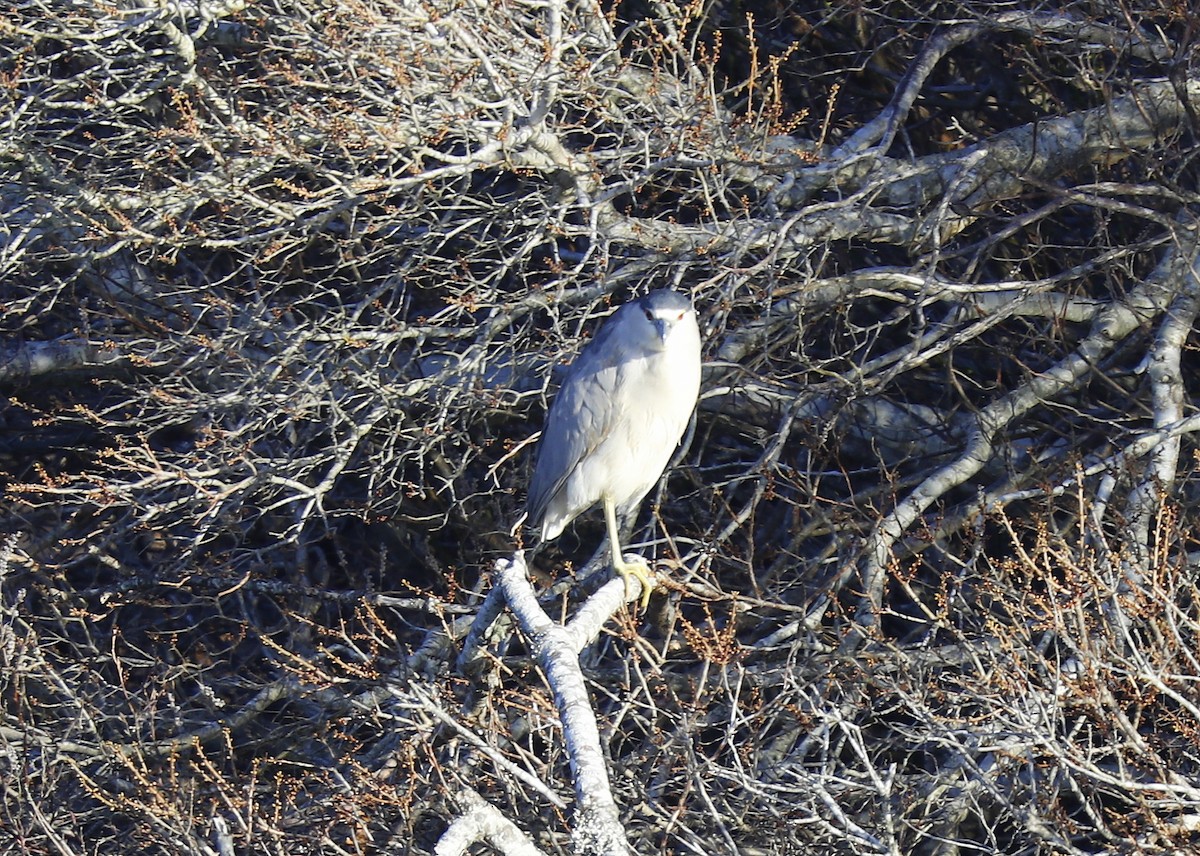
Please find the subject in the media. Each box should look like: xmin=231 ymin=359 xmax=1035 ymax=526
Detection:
xmin=603 ymin=496 xmax=654 ymax=609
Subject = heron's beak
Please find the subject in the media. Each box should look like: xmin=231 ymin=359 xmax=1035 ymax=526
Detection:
xmin=654 ymin=320 xmax=670 ymax=343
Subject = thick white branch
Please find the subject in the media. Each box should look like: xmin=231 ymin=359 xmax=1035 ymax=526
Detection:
xmin=495 ymin=553 xmax=636 ymax=856
xmin=435 ymin=789 xmax=549 ymax=856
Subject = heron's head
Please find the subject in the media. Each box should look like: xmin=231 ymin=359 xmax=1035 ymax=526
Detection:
xmin=632 ymin=290 xmax=696 ymax=351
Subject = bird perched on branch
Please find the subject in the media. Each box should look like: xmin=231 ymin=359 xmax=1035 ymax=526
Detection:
xmin=525 ymin=290 xmax=702 ymax=607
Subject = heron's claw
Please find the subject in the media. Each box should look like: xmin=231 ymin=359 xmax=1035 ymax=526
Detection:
xmin=614 ymin=555 xmax=655 ymax=610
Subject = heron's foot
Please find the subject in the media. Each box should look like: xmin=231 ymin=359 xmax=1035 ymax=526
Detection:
xmin=613 ymin=555 xmax=656 ymax=610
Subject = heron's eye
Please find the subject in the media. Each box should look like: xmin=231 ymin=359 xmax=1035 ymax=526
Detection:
xmin=644 ymin=309 xmax=654 ymax=321
xmin=676 ymin=312 xmax=684 ymax=320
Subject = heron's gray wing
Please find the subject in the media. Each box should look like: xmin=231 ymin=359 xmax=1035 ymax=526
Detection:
xmin=525 ymin=310 xmax=628 ymax=528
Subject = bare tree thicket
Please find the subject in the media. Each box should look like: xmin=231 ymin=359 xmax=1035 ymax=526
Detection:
xmin=3 ymin=0 xmax=1200 ymax=853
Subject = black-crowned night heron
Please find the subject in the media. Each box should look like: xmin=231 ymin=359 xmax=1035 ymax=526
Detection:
xmin=525 ymin=290 xmax=702 ymax=607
